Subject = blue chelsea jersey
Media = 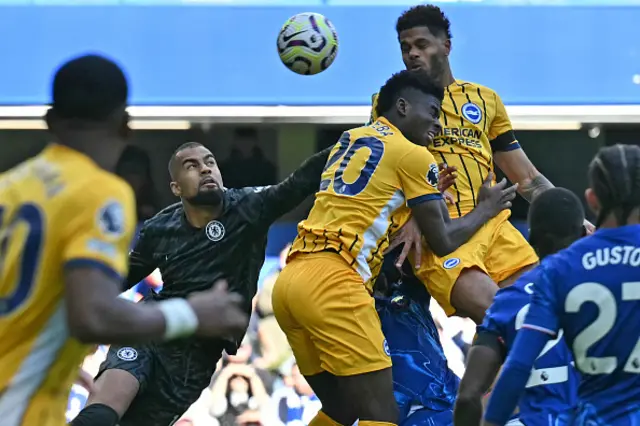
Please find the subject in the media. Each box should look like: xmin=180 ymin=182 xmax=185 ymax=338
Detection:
xmin=479 ymin=267 xmax=580 ymax=426
xmin=375 ymin=252 xmax=459 ymax=425
xmin=523 ymin=225 xmax=640 ymax=425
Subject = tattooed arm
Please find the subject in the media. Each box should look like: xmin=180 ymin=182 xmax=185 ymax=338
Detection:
xmin=488 ymin=90 xmax=554 ymax=204
xmin=494 ymin=148 xmax=595 ymax=233
xmin=493 ymin=148 xmax=554 ymax=203
xmin=489 ymin=92 xmax=594 ymax=233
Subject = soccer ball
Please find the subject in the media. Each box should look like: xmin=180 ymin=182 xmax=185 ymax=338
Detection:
xmin=277 ymin=12 xmax=339 ymax=75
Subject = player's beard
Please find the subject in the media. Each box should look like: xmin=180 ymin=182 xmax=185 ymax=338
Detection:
xmin=428 ymin=54 xmax=448 ymax=86
xmin=188 ymin=188 xmax=224 ymax=207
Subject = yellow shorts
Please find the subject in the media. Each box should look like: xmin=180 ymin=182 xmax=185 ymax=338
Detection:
xmin=272 ymin=251 xmax=391 ymax=377
xmin=416 ymin=210 xmax=538 ymax=316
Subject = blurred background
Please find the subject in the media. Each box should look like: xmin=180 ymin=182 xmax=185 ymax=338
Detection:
xmin=1 ymin=0 xmax=638 ymax=424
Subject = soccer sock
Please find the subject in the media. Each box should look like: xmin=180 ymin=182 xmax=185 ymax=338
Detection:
xmin=359 ymin=422 xmax=397 ymax=426
xmin=68 ymin=403 xmax=119 ymax=426
xmin=308 ymin=410 xmax=344 ymax=426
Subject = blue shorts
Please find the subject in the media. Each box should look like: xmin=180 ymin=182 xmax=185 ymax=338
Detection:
xmin=375 ymin=265 xmax=459 ymax=425
xmin=400 ymin=406 xmax=454 ymax=426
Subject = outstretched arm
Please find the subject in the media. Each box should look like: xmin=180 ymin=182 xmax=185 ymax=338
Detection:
xmin=488 ymin=89 xmax=553 ymax=204
xmin=250 ymin=146 xmax=332 ymax=226
xmin=489 ymin=92 xmax=594 ymax=233
xmin=494 ymin=145 xmax=593 ymax=233
xmin=493 ymin=148 xmax=554 ymax=204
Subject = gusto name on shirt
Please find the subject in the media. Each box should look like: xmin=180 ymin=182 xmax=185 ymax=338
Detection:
xmin=582 ymin=245 xmax=640 ymax=270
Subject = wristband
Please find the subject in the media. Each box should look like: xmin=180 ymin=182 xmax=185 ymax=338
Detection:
xmin=157 ymin=298 xmax=199 ymax=340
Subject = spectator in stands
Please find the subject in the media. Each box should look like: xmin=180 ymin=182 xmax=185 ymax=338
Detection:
xmin=208 ymin=337 xmax=273 ymax=425
xmin=220 ymin=147 xmax=246 ymax=188
xmin=253 ymin=244 xmax=293 ymax=371
xmin=208 ymin=362 xmax=271 ymax=425
xmin=245 ymin=145 xmax=277 ymax=186
xmin=220 ymin=128 xmax=277 ymax=188
xmin=116 ymin=145 xmax=159 ymax=221
xmin=266 ymin=361 xmax=321 ymax=425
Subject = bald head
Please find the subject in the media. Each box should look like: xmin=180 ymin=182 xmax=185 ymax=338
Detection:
xmin=168 ymin=142 xmax=206 ymax=180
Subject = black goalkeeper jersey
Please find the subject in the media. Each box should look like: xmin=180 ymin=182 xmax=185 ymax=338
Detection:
xmin=123 ymin=147 xmax=330 ymax=350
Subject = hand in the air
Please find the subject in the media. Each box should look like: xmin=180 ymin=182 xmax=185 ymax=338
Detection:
xmin=438 ymin=163 xmax=457 ymax=205
xmin=477 ymin=172 xmax=518 ymax=218
xmin=188 ymin=280 xmax=249 ymax=338
xmin=385 ymin=217 xmax=422 ymax=271
xmin=225 ymin=362 xmax=255 ymax=378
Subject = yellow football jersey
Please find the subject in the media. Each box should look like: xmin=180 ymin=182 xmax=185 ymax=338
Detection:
xmin=0 ymin=144 xmax=136 ymax=426
xmin=289 ymin=117 xmax=442 ymax=290
xmin=371 ymin=80 xmax=520 ymax=218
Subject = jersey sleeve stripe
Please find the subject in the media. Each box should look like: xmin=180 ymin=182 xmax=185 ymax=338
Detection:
xmin=64 ymin=259 xmax=123 ymax=281
xmin=501 ymin=141 xmax=522 ymax=152
xmin=490 ymin=130 xmax=520 ymax=152
xmin=407 ymin=193 xmax=443 ymax=207
xmin=522 ymin=323 xmax=557 ymax=336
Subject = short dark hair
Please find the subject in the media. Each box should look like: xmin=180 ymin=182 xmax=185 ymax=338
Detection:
xmin=168 ymin=142 xmax=205 ymax=179
xmin=51 ymin=54 xmax=128 ymax=121
xmin=396 ymin=4 xmax=452 ymax=39
xmin=528 ymin=188 xmax=585 ymax=258
xmin=375 ymin=70 xmax=444 ymax=118
xmin=589 ymin=144 xmax=640 ymax=227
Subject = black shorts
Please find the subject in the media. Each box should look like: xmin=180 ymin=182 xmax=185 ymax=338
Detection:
xmin=96 ymin=340 xmax=225 ymax=426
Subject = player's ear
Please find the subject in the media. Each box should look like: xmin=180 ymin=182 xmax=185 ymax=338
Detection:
xmin=396 ymin=97 xmax=409 ymax=117
xmin=119 ymin=111 xmax=132 ymax=139
xmin=170 ymin=181 xmax=182 ymax=197
xmin=585 ymin=188 xmax=600 ymax=217
xmin=443 ymin=38 xmax=452 ymax=56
